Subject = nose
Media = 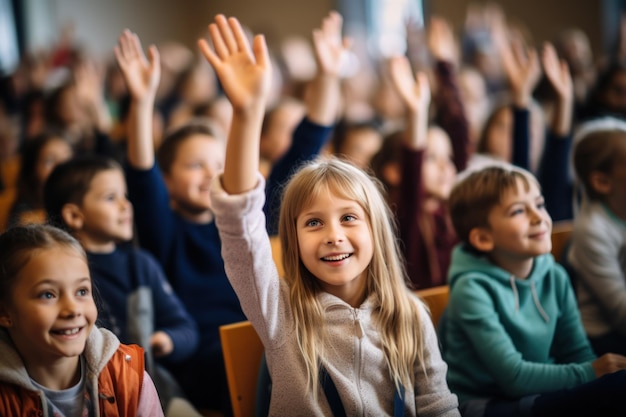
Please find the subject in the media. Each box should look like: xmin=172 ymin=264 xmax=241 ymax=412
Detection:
xmin=529 ymin=207 xmax=543 ymax=224
xmin=60 ymin=294 xmax=82 ymax=318
xmin=325 ymin=222 xmax=344 ymax=245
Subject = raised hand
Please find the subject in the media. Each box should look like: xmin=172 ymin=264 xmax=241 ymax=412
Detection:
xmin=541 ymin=42 xmax=573 ymax=101
xmin=427 ymin=16 xmax=458 ymax=64
xmin=198 ymin=15 xmax=271 ymax=113
xmin=389 ymin=55 xmax=430 ymax=148
xmin=312 ymin=11 xmax=351 ymax=77
xmin=389 ymin=55 xmax=431 ymax=115
xmin=493 ymin=22 xmax=540 ymax=107
xmin=114 ymin=30 xmax=160 ymax=103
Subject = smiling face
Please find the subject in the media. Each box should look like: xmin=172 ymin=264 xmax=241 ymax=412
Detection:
xmin=73 ymin=169 xmax=133 ymax=252
xmin=163 ymin=134 xmax=224 ymax=222
xmin=475 ymin=177 xmax=552 ymax=276
xmin=296 ymin=187 xmax=373 ymax=306
xmin=0 ymin=246 xmax=97 ymax=373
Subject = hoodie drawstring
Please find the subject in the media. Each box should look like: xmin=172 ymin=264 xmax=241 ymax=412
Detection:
xmin=530 ymin=281 xmax=550 ymax=322
xmin=509 ymin=275 xmax=520 ymax=312
xmin=509 ymin=275 xmax=550 ymax=322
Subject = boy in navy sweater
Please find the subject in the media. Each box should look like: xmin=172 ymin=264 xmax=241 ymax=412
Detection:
xmin=43 ymin=155 xmax=200 ymax=415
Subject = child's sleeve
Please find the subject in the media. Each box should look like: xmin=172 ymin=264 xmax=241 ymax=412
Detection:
xmin=537 ymin=130 xmax=573 ymax=222
xmin=413 ymin=300 xmax=461 ymax=416
xmin=212 ymin=174 xmax=291 ymax=348
xmin=550 ymin=264 xmax=597 ymax=363
xmin=136 ymin=370 xmax=165 ymax=417
xmin=433 ymin=60 xmax=470 ymax=172
xmin=142 ymin=250 xmax=199 ymax=363
xmin=125 ymin=164 xmax=176 ymax=261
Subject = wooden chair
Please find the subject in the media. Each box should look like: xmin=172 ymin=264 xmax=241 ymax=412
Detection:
xmin=414 ymin=285 xmax=450 ymax=327
xmin=269 ymin=235 xmax=284 ymax=278
xmin=551 ymin=221 xmax=573 ymax=263
xmin=219 ymin=321 xmax=264 ymax=417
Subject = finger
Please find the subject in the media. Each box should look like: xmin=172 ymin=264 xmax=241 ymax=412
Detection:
xmin=130 ymin=32 xmax=149 ymax=66
xmin=230 ymin=17 xmax=253 ymax=58
xmin=147 ymin=45 xmax=161 ymax=78
xmin=216 ymin=14 xmax=238 ymax=54
xmin=118 ymin=29 xmax=135 ymax=59
xmin=198 ymin=38 xmax=222 ymax=70
xmin=253 ymin=34 xmax=270 ymax=70
xmin=208 ymin=22 xmax=229 ymax=59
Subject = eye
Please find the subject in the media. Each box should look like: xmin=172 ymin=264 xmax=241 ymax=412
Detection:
xmin=510 ymin=208 xmax=524 ymax=216
xmin=38 ymin=291 xmax=55 ymax=300
xmin=77 ymin=287 xmax=91 ymax=297
xmin=305 ymin=219 xmax=321 ymax=227
xmin=342 ymin=214 xmax=356 ymax=222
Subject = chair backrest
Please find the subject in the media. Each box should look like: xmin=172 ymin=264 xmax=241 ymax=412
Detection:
xmin=219 ymin=321 xmax=264 ymax=417
xmin=269 ymin=235 xmax=284 ymax=278
xmin=551 ymin=221 xmax=573 ymax=263
xmin=414 ymin=285 xmax=450 ymax=327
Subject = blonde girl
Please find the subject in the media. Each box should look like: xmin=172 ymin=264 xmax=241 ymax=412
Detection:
xmin=200 ymin=14 xmax=459 ymax=416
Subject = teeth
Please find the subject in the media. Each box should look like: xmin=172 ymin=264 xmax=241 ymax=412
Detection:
xmin=58 ymin=328 xmax=80 ymax=335
xmin=323 ymin=254 xmax=350 ymax=261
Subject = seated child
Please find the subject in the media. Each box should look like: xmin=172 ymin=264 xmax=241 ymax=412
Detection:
xmin=43 ymin=155 xmax=200 ymax=415
xmin=443 ymin=165 xmax=626 ymax=416
xmin=0 ymin=224 xmax=163 ymax=416
xmin=568 ymin=128 xmax=626 ymax=356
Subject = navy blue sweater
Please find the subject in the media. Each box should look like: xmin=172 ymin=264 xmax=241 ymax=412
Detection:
xmin=125 ymin=164 xmax=246 ymax=358
xmin=88 ymin=245 xmax=199 ymax=363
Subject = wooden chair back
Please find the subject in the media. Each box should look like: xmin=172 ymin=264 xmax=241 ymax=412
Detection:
xmin=219 ymin=321 xmax=264 ymax=417
xmin=414 ymin=285 xmax=450 ymax=327
xmin=551 ymin=221 xmax=573 ymax=263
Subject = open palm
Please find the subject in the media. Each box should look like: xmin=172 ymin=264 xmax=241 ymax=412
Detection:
xmin=114 ymin=30 xmax=160 ymax=101
xmin=199 ymin=15 xmax=271 ymax=112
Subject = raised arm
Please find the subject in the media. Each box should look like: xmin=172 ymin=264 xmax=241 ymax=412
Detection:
xmin=198 ymin=15 xmax=272 ymax=194
xmin=542 ymin=42 xmax=573 ymax=137
xmin=388 ymin=55 xmax=430 ymax=150
xmin=114 ymin=29 xmax=161 ymax=170
xmin=306 ymin=10 xmax=350 ymax=125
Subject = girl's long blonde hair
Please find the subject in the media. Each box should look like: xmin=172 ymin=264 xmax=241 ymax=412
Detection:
xmin=278 ymin=157 xmax=426 ymax=395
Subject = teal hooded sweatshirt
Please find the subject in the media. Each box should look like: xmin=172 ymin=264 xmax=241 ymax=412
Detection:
xmin=441 ymin=245 xmax=597 ymax=404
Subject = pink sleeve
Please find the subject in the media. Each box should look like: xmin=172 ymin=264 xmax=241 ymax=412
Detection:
xmin=137 ymin=371 xmax=165 ymax=417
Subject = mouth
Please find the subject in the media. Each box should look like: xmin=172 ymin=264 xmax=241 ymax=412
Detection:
xmin=51 ymin=327 xmax=83 ymax=336
xmin=529 ymin=231 xmax=547 ymax=239
xmin=321 ymin=253 xmax=352 ymax=262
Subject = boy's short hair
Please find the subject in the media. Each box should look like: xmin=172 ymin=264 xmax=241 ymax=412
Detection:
xmin=43 ymin=155 xmax=122 ymax=230
xmin=156 ymin=117 xmax=223 ymax=174
xmin=574 ymin=129 xmax=626 ymax=201
xmin=449 ymin=166 xmax=533 ymax=247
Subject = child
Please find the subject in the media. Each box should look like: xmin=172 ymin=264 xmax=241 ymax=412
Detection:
xmin=444 ymin=165 xmax=626 ymax=416
xmin=8 ymin=131 xmax=73 ymax=226
xmin=42 ymin=155 xmax=200 ymax=416
xmin=200 ymin=14 xmax=459 ymax=416
xmin=115 ymin=29 xmax=244 ymax=414
xmin=379 ymin=16 xmax=469 ymax=289
xmin=568 ymin=128 xmax=626 ymax=356
xmin=0 ymin=224 xmax=163 ymax=416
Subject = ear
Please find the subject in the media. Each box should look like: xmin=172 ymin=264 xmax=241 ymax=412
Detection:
xmin=589 ymin=171 xmax=612 ymax=196
xmin=0 ymin=306 xmax=13 ymax=328
xmin=468 ymin=227 xmax=494 ymax=253
xmin=61 ymin=203 xmax=84 ymax=231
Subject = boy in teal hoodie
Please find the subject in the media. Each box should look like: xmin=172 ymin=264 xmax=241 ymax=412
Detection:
xmin=443 ymin=166 xmax=626 ymax=416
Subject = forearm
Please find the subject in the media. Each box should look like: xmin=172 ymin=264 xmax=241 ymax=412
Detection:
xmin=223 ymin=107 xmax=265 ymax=194
xmin=551 ymin=96 xmax=573 ymax=137
xmin=305 ymin=73 xmax=340 ymax=126
xmin=127 ymin=100 xmax=156 ymax=169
